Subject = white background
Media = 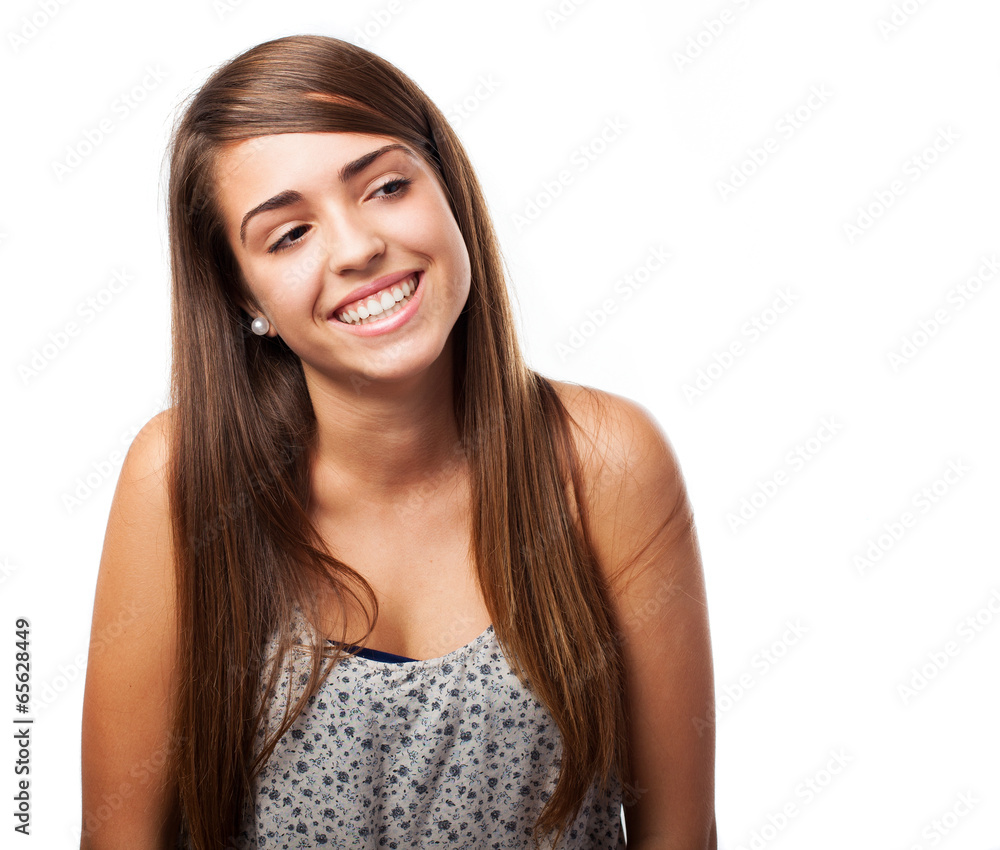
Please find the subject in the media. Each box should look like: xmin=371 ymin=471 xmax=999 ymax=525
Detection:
xmin=2 ymin=0 xmax=998 ymax=847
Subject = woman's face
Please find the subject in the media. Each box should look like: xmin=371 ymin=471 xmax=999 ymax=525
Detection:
xmin=212 ymin=131 xmax=472 ymax=386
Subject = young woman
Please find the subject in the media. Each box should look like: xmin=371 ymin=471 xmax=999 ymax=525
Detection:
xmin=80 ymin=35 xmax=716 ymax=850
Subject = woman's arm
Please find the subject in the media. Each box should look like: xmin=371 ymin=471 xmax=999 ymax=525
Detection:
xmin=80 ymin=410 xmax=182 ymax=849
xmin=564 ymin=385 xmax=717 ymax=849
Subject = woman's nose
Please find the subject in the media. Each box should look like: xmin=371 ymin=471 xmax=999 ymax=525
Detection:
xmin=323 ymin=209 xmax=386 ymax=275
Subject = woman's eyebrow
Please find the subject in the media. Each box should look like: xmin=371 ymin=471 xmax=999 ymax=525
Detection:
xmin=239 ymin=144 xmax=417 ymax=246
xmin=339 ymin=143 xmax=415 ymax=184
xmin=240 ymin=190 xmax=304 ymax=246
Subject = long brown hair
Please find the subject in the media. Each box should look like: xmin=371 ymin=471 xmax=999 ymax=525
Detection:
xmin=164 ymin=34 xmax=631 ymax=848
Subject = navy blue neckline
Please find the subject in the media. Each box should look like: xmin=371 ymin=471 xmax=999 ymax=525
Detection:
xmin=328 ymin=641 xmax=417 ymax=664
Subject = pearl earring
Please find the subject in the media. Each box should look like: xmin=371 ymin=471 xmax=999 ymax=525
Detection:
xmin=251 ymin=316 xmax=270 ymax=336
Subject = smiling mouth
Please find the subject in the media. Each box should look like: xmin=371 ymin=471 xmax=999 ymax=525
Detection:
xmin=331 ymin=273 xmax=421 ymax=325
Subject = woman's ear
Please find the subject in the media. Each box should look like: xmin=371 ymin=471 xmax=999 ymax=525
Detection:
xmin=235 ymin=275 xmax=276 ymax=336
xmin=238 ymin=297 xmax=274 ymax=337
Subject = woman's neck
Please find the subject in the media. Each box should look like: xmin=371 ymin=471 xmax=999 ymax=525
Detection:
xmin=302 ymin=346 xmax=466 ymax=513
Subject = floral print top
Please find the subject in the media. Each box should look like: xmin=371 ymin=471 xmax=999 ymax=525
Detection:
xmin=233 ymin=609 xmax=626 ymax=848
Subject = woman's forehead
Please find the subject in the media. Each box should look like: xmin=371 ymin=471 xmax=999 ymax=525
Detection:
xmin=213 ymin=131 xmax=414 ymax=178
xmin=211 ymin=132 xmax=423 ymax=211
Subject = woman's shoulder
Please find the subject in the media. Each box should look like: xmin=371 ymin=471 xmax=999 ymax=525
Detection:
xmin=547 ymin=378 xmax=692 ymax=585
xmin=547 ymin=378 xmax=682 ymax=483
xmin=82 ymin=407 xmax=182 ymax=843
xmin=120 ymin=407 xmax=176 ymax=482
xmin=103 ymin=404 xmax=178 ymax=578
xmin=132 ymin=406 xmax=175 ymax=456
xmin=103 ymin=407 xmax=176 ymax=548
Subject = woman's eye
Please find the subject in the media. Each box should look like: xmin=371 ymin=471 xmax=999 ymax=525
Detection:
xmin=267 ymin=224 xmax=310 ymax=254
xmin=372 ymin=177 xmax=412 ymax=199
xmin=264 ymin=179 xmax=409 ymax=254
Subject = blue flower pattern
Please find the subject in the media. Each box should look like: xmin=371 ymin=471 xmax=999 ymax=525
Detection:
xmin=234 ymin=612 xmax=626 ymax=848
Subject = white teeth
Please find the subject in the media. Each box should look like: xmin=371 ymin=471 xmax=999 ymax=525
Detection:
xmin=336 ymin=274 xmax=418 ymax=325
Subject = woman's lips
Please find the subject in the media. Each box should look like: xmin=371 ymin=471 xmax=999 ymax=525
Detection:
xmin=329 ymin=269 xmax=422 ymax=318
xmin=329 ymin=271 xmax=424 ymax=335
xmin=332 ymin=272 xmax=420 ymax=323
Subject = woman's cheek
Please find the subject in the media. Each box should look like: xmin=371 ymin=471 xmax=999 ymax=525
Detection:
xmin=276 ymin=242 xmax=327 ymax=295
xmin=256 ymin=250 xmax=325 ymax=321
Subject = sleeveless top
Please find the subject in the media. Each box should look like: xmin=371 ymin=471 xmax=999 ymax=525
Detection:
xmin=233 ymin=608 xmax=627 ymax=848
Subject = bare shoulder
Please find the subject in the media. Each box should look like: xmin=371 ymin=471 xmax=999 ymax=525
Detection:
xmin=548 ymin=380 xmax=716 ymax=846
xmin=549 ymin=378 xmax=682 ymax=477
xmin=81 ymin=406 xmax=182 ymax=848
xmin=96 ymin=406 xmax=177 ymax=592
xmin=548 ymin=379 xmax=692 ymax=576
xmin=552 ymin=381 xmax=684 ymax=512
xmin=126 ymin=407 xmax=175 ymax=480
